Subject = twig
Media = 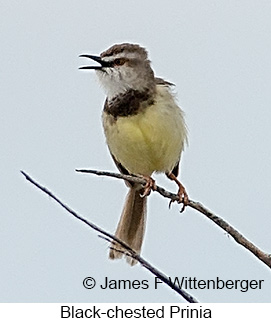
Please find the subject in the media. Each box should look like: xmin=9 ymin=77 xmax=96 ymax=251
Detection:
xmin=76 ymin=168 xmax=271 ymax=269
xmin=76 ymin=169 xmax=178 ymax=201
xmin=21 ymin=171 xmax=198 ymax=303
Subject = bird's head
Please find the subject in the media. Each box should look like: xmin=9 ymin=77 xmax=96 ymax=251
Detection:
xmin=80 ymin=43 xmax=155 ymax=99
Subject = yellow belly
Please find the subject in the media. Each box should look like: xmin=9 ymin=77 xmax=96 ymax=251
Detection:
xmin=102 ymin=86 xmax=187 ymax=176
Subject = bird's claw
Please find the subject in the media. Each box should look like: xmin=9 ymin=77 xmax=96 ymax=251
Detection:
xmin=177 ymin=185 xmax=189 ymax=212
xmin=140 ymin=176 xmax=157 ymax=197
xmin=168 ymin=183 xmax=189 ymax=212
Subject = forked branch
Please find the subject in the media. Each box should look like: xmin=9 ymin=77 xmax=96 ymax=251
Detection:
xmin=21 ymin=171 xmax=198 ymax=303
xmin=21 ymin=168 xmax=271 ymax=304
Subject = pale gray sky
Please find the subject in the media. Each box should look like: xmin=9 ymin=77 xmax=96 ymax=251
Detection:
xmin=1 ymin=0 xmax=271 ymax=302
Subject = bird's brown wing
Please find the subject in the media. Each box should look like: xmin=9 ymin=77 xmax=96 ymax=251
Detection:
xmin=171 ymin=161 xmax=180 ymax=178
xmin=110 ymin=153 xmax=135 ymax=188
xmin=155 ymin=77 xmax=175 ymax=87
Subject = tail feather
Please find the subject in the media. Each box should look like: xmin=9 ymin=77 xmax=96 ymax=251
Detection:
xmin=109 ymin=187 xmax=147 ymax=265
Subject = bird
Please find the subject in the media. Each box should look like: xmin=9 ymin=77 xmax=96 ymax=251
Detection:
xmin=79 ymin=43 xmax=188 ymax=265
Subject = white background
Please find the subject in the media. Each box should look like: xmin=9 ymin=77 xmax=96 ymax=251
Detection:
xmin=1 ymin=0 xmax=271 ymax=303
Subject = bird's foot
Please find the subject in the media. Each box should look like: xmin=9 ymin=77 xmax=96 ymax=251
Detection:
xmin=140 ymin=175 xmax=157 ymax=197
xmin=176 ymin=183 xmax=189 ymax=212
xmin=167 ymin=172 xmax=189 ymax=212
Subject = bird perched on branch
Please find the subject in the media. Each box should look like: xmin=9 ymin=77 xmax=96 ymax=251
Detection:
xmin=80 ymin=43 xmax=188 ymax=265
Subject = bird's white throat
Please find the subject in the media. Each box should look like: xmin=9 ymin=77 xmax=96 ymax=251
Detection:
xmin=96 ymin=52 xmax=155 ymax=100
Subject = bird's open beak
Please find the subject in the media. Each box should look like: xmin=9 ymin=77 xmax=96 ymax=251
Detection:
xmin=79 ymin=54 xmax=109 ymax=70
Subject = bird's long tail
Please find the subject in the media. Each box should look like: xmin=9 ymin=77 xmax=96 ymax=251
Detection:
xmin=109 ymin=187 xmax=147 ymax=266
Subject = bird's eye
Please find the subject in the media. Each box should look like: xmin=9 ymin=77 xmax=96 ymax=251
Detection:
xmin=114 ymin=58 xmax=125 ymax=66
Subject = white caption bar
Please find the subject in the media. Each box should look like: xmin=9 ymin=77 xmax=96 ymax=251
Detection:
xmin=0 ymin=303 xmax=269 ymax=322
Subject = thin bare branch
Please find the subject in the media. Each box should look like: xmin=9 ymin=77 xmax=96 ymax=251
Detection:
xmin=76 ymin=168 xmax=271 ymax=269
xmin=21 ymin=170 xmax=198 ymax=303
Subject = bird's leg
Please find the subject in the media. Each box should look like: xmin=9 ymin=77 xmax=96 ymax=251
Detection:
xmin=166 ymin=172 xmax=189 ymax=212
xmin=139 ymin=175 xmax=157 ymax=198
